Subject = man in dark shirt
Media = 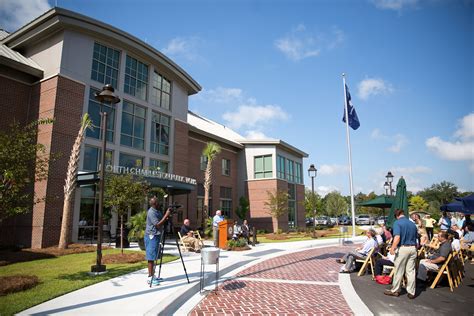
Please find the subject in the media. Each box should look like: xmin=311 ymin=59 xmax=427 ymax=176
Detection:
xmin=417 ymin=231 xmax=451 ymax=282
xmin=180 ymin=219 xmax=202 ymax=252
xmin=384 ymin=209 xmax=418 ymax=299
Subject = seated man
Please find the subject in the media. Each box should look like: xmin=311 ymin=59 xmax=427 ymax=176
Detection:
xmin=374 ymin=252 xmax=395 ymax=276
xmin=232 ymin=222 xmax=242 ymax=240
xmin=417 ymin=231 xmax=451 ymax=284
xmin=337 ymin=229 xmax=378 ymax=273
xmin=241 ymin=220 xmax=250 ymax=242
xmin=461 ymin=224 xmax=474 ymax=247
xmin=180 ymin=219 xmax=202 ymax=252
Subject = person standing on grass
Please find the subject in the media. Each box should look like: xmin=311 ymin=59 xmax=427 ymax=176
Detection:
xmin=424 ymin=214 xmax=436 ymax=241
xmin=145 ymin=197 xmax=171 ymax=286
xmin=384 ymin=209 xmax=418 ymax=299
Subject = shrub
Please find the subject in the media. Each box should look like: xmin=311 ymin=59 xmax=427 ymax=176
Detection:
xmin=257 ymin=229 xmax=267 ymax=235
xmin=227 ymin=238 xmax=248 ymax=249
xmin=276 ymin=228 xmax=283 ymax=234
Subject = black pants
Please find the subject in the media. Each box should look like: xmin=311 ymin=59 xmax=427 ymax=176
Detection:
xmin=426 ymin=227 xmax=434 ymax=241
xmin=375 ymin=259 xmax=394 ymax=276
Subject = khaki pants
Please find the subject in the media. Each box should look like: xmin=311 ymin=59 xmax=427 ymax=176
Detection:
xmin=390 ymin=246 xmax=417 ymax=296
xmin=182 ymin=235 xmax=202 ymax=251
xmin=417 ymin=259 xmax=439 ymax=281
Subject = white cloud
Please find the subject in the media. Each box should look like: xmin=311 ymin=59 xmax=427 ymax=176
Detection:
xmin=370 ymin=0 xmax=419 ymax=11
xmin=198 ymin=87 xmax=243 ymax=104
xmin=245 ymin=130 xmax=270 ymax=140
xmin=161 ymin=36 xmax=202 ymax=62
xmin=275 ymin=24 xmax=344 ymax=61
xmin=222 ymin=104 xmax=289 ymax=130
xmin=318 ymin=164 xmax=349 ymax=175
xmin=454 ymin=113 xmax=474 ymax=140
xmin=0 ymin=0 xmax=51 ymax=32
xmin=357 ymin=78 xmax=394 ymax=100
xmin=392 ymin=166 xmax=432 ymax=174
xmin=371 ymin=129 xmax=408 ymax=153
xmin=426 ymin=137 xmax=474 ymax=161
xmin=315 ymin=185 xmax=341 ymax=197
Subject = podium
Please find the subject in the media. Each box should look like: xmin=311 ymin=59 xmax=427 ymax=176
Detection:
xmin=218 ymin=219 xmax=233 ymax=249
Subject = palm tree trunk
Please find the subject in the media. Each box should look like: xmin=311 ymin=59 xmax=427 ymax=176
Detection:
xmin=120 ymin=215 xmax=124 ymax=254
xmin=203 ymin=162 xmax=212 ymax=230
xmin=58 ymin=196 xmax=72 ymax=248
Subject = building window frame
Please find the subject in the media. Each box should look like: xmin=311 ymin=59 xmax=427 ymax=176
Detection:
xmin=120 ymin=100 xmax=146 ymax=150
xmin=124 ymin=55 xmax=149 ymax=100
xmin=149 ymin=158 xmax=169 ymax=173
xmin=288 ymin=183 xmax=296 ymax=229
xmin=222 ymin=158 xmax=231 ymax=176
xmin=200 ymin=155 xmax=208 ymax=171
xmin=277 ymin=155 xmax=286 ymax=179
xmin=151 ymin=71 xmax=171 ymax=110
xmin=91 ymin=42 xmax=120 ymax=89
xmin=219 ymin=186 xmax=232 ymax=218
xmin=254 ymin=155 xmax=272 ymax=179
xmin=84 ymin=145 xmax=113 ymax=171
xmin=86 ymin=87 xmax=116 ymax=143
xmin=119 ymin=152 xmax=144 ymax=169
xmin=150 ymin=111 xmax=170 ymax=156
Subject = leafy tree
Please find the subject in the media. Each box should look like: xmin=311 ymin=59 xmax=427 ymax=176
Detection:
xmin=324 ymin=191 xmax=348 ymax=217
xmin=264 ymin=189 xmax=289 ymax=233
xmin=409 ymin=195 xmax=429 ymax=213
xmin=0 ymin=119 xmax=53 ymax=222
xmin=202 ymin=141 xmax=221 ymax=228
xmin=104 ymin=174 xmax=149 ymax=253
xmin=428 ymin=200 xmax=441 ymax=220
xmin=304 ymin=188 xmax=321 ymax=219
xmin=356 ymin=191 xmax=380 ymax=216
xmin=59 ymin=114 xmax=92 ymax=249
xmin=418 ymin=181 xmax=459 ymax=205
xmin=235 ymin=196 xmax=249 ymax=220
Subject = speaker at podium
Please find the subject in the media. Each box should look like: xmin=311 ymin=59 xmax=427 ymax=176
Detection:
xmin=218 ymin=219 xmax=234 ymax=249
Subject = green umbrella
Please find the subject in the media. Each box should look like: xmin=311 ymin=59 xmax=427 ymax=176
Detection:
xmin=386 ymin=177 xmax=409 ymax=228
xmin=357 ymin=195 xmax=394 ymax=208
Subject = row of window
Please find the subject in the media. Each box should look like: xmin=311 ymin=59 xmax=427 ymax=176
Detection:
xmin=196 ymin=184 xmax=233 ymax=218
xmin=200 ymin=156 xmax=231 ymax=177
xmin=83 ymin=145 xmax=169 ymax=173
xmin=91 ymin=42 xmax=171 ymax=110
xmin=254 ymin=155 xmax=303 ymax=184
xmin=87 ymin=88 xmax=170 ymax=154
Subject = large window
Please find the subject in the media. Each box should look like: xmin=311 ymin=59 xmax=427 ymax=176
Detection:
xmin=119 ymin=153 xmax=143 ymax=168
xmin=121 ymin=100 xmax=146 ymax=150
xmin=197 ymin=183 xmax=212 ymax=217
xmin=220 ymin=187 xmax=232 ymax=218
xmin=150 ymin=112 xmax=170 ymax=155
xmin=124 ymin=55 xmax=148 ymax=100
xmin=86 ymin=88 xmax=116 ymax=142
xmin=200 ymin=155 xmax=208 ymax=171
xmin=91 ymin=42 xmax=120 ymax=89
xmin=222 ymin=158 xmax=231 ymax=176
xmin=277 ymin=155 xmax=286 ymax=179
xmin=254 ymin=155 xmax=272 ymax=179
xmin=151 ymin=71 xmax=171 ymax=110
xmin=286 ymin=159 xmax=294 ymax=182
xmin=83 ymin=146 xmax=113 ymax=171
xmin=295 ymin=162 xmax=302 ymax=184
xmin=149 ymin=158 xmax=169 ymax=173
xmin=288 ymin=184 xmax=296 ymax=229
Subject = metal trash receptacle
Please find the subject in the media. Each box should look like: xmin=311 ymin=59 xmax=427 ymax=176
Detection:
xmin=200 ymin=247 xmax=220 ymax=293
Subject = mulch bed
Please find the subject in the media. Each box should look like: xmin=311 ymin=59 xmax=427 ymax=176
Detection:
xmin=264 ymin=234 xmax=289 ymax=240
xmin=0 ymin=244 xmax=103 ymax=266
xmin=226 ymin=246 xmax=251 ymax=251
xmin=102 ymin=252 xmax=145 ymax=264
xmin=0 ymin=275 xmax=40 ymax=296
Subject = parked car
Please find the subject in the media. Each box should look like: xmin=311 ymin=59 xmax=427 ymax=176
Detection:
xmin=330 ymin=217 xmax=339 ymax=225
xmin=305 ymin=217 xmax=314 ymax=226
xmin=315 ymin=216 xmax=334 ymax=227
xmin=377 ymin=216 xmax=388 ymax=225
xmin=355 ymin=214 xmax=375 ymax=225
xmin=338 ymin=215 xmax=351 ymax=225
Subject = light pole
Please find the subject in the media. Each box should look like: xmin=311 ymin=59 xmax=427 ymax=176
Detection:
xmin=91 ymin=84 xmax=120 ymax=273
xmin=308 ymin=164 xmax=317 ymax=228
xmin=384 ymin=181 xmax=390 ymax=196
xmin=385 ymin=171 xmax=394 ymax=196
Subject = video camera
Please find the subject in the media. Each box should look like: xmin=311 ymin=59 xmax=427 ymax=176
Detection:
xmin=167 ymin=202 xmax=182 ymax=215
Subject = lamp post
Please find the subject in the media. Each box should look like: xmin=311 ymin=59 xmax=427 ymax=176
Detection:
xmin=91 ymin=84 xmax=120 ymax=273
xmin=384 ymin=181 xmax=390 ymax=196
xmin=385 ymin=171 xmax=394 ymax=196
xmin=308 ymin=164 xmax=317 ymax=228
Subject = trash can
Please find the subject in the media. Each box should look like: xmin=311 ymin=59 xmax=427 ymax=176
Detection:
xmin=115 ymin=228 xmax=130 ymax=248
xmin=200 ymin=247 xmax=220 ymax=292
xmin=202 ymin=247 xmax=220 ymax=264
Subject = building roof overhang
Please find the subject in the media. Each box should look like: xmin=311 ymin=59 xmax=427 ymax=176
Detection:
xmin=1 ymin=7 xmax=201 ymax=95
xmin=240 ymin=139 xmax=309 ymax=158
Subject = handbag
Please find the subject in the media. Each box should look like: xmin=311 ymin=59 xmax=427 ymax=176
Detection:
xmin=375 ymin=275 xmax=392 ymax=285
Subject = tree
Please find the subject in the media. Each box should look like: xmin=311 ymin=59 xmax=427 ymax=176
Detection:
xmin=418 ymin=181 xmax=459 ymax=205
xmin=409 ymin=195 xmax=429 ymax=213
xmin=104 ymin=174 xmax=149 ymax=253
xmin=355 ymin=191 xmax=380 ymax=216
xmin=202 ymin=141 xmax=221 ymax=228
xmin=304 ymin=188 xmax=321 ymax=219
xmin=264 ymin=189 xmax=289 ymax=233
xmin=235 ymin=196 xmax=249 ymax=220
xmin=0 ymin=119 xmax=53 ymax=222
xmin=324 ymin=191 xmax=348 ymax=217
xmin=58 ymin=114 xmax=92 ymax=249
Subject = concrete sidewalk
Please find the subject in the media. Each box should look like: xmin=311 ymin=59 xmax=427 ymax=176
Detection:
xmin=20 ymin=236 xmax=365 ymax=316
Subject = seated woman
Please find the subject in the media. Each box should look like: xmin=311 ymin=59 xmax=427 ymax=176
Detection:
xmin=337 ymin=229 xmax=378 ymax=273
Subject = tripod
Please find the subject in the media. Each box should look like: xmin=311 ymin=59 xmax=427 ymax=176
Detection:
xmin=150 ymin=219 xmax=190 ymax=287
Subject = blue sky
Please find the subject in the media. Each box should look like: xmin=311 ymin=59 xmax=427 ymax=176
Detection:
xmin=2 ymin=0 xmax=473 ymax=196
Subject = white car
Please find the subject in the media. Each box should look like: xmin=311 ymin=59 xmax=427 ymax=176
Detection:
xmin=356 ymin=215 xmax=375 ymax=225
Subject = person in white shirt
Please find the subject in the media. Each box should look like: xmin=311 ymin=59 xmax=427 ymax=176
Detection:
xmin=337 ymin=229 xmax=378 ymax=273
xmin=212 ymin=210 xmax=224 ymax=247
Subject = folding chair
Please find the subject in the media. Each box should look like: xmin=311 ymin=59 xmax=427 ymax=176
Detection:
xmin=177 ymin=232 xmax=190 ymax=252
xmin=194 ymin=230 xmax=204 ymax=248
xmin=357 ymin=247 xmax=376 ymax=278
xmin=430 ymin=252 xmax=454 ymax=292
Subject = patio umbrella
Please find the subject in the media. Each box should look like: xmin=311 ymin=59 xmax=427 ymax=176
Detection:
xmin=386 ymin=177 xmax=409 ymax=228
xmin=357 ymin=195 xmax=394 ymax=208
xmin=455 ymin=193 xmax=474 ymax=215
xmin=440 ymin=200 xmax=464 ymax=212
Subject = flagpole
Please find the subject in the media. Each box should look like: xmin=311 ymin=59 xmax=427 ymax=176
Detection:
xmin=342 ymin=73 xmax=356 ymax=238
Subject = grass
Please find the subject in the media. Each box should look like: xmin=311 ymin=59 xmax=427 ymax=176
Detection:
xmin=0 ymin=248 xmax=176 ymax=316
xmin=257 ymin=225 xmax=366 ymax=243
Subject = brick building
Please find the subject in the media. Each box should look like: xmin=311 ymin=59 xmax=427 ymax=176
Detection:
xmin=0 ymin=8 xmax=307 ymax=248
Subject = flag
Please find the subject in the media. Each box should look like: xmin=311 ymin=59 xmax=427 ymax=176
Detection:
xmin=342 ymin=84 xmax=360 ymax=130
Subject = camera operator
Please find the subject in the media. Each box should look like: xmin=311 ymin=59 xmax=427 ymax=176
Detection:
xmin=180 ymin=219 xmax=202 ymax=252
xmin=145 ymin=197 xmax=171 ymax=286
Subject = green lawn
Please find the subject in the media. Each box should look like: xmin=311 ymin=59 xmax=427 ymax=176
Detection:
xmin=257 ymin=226 xmax=366 ymax=243
xmin=0 ymin=249 xmax=176 ymax=316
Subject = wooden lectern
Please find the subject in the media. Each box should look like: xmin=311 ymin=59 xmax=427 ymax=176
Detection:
xmin=218 ymin=219 xmax=233 ymax=249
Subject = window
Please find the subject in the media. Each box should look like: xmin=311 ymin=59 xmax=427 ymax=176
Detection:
xmin=222 ymin=158 xmax=231 ymax=176
xmin=277 ymin=155 xmax=286 ymax=179
xmin=84 ymin=146 xmax=113 ymax=171
xmin=200 ymin=155 xmax=208 ymax=171
xmin=254 ymin=155 xmax=272 ymax=179
xmin=91 ymin=42 xmax=120 ymax=89
xmin=151 ymin=71 xmax=171 ymax=110
xmin=121 ymin=100 xmax=146 ymax=150
xmin=150 ymin=112 xmax=170 ymax=155
xmin=124 ymin=55 xmax=148 ymax=100
xmin=295 ymin=162 xmax=302 ymax=184
xmin=220 ymin=187 xmax=232 ymax=218
xmin=288 ymin=184 xmax=296 ymax=229
xmin=197 ymin=183 xmax=212 ymax=217
xmin=119 ymin=153 xmax=143 ymax=168
xmin=286 ymin=159 xmax=294 ymax=182
xmin=86 ymin=88 xmax=116 ymax=142
xmin=149 ymin=159 xmax=169 ymax=173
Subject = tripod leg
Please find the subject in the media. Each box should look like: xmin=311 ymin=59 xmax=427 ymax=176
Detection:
xmin=175 ymin=237 xmax=190 ymax=284
xmin=157 ymin=231 xmax=166 ymax=280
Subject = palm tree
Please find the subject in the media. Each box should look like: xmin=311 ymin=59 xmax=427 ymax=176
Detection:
xmin=202 ymin=141 xmax=221 ymax=228
xmin=58 ymin=114 xmax=92 ymax=249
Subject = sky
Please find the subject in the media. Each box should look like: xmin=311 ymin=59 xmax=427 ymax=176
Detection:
xmin=1 ymin=0 xmax=473 ymax=197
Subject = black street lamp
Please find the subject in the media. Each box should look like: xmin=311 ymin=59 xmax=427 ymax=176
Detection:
xmin=308 ymin=164 xmax=317 ymax=228
xmin=91 ymin=84 xmax=120 ymax=273
xmin=384 ymin=181 xmax=390 ymax=196
xmin=385 ymin=171 xmax=394 ymax=196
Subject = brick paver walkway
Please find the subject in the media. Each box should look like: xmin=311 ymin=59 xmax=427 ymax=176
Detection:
xmin=190 ymin=245 xmax=355 ymax=315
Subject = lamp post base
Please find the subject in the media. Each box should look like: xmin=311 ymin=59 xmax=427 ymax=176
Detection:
xmin=90 ymin=264 xmax=107 ymax=273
